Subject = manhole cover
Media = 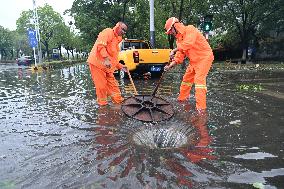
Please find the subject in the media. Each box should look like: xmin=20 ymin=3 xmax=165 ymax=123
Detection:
xmin=121 ymin=95 xmax=174 ymax=122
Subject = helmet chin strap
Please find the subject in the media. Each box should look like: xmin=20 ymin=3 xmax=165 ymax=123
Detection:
xmin=172 ymin=24 xmax=177 ymax=34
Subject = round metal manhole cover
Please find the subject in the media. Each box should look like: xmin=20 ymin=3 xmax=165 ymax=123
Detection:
xmin=121 ymin=95 xmax=174 ymax=122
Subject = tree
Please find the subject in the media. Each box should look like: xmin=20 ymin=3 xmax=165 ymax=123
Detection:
xmin=155 ymin=0 xmax=210 ymax=48
xmin=16 ymin=4 xmax=66 ymax=60
xmin=0 ymin=26 xmax=13 ymax=60
xmin=69 ymin=0 xmax=127 ymax=44
xmin=211 ymin=0 xmax=284 ymax=61
xmin=51 ymin=23 xmax=71 ymax=59
xmin=68 ymin=0 xmax=150 ymax=48
xmin=64 ymin=29 xmax=77 ymax=60
xmin=13 ymin=31 xmax=32 ymax=58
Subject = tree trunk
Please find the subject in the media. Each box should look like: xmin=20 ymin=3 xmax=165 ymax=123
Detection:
xmin=16 ymin=49 xmax=20 ymax=58
xmin=122 ymin=0 xmax=129 ymax=21
xmin=71 ymin=49 xmax=74 ymax=59
xmin=66 ymin=47 xmax=70 ymax=60
xmin=10 ymin=49 xmax=14 ymax=60
xmin=241 ymin=36 xmax=249 ymax=63
xmin=3 ymin=50 xmax=7 ymax=60
xmin=0 ymin=49 xmax=3 ymax=60
xmin=58 ymin=45 xmax=62 ymax=60
xmin=44 ymin=41 xmax=49 ymax=61
xmin=178 ymin=0 xmax=184 ymax=20
xmin=242 ymin=48 xmax=246 ymax=62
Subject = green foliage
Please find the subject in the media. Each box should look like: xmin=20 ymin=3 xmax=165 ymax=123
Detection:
xmin=0 ymin=26 xmax=13 ymax=50
xmin=16 ymin=11 xmax=34 ymax=34
xmin=210 ymin=28 xmax=241 ymax=49
xmin=69 ymin=0 xmax=213 ymax=48
xmin=236 ymin=84 xmax=263 ymax=92
xmin=252 ymin=182 xmax=265 ymax=189
xmin=256 ymin=6 xmax=284 ymax=57
xmin=154 ymin=0 xmax=211 ymax=48
xmin=210 ymin=0 xmax=284 ymax=58
xmin=0 ymin=26 xmax=33 ymax=59
xmin=0 ymin=26 xmax=16 ymax=59
xmin=13 ymin=31 xmax=32 ymax=57
xmin=69 ymin=0 xmax=150 ymax=48
xmin=50 ymin=23 xmax=70 ymax=47
xmin=209 ymin=34 xmax=223 ymax=49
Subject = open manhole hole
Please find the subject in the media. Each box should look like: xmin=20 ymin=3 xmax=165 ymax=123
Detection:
xmin=132 ymin=125 xmax=198 ymax=149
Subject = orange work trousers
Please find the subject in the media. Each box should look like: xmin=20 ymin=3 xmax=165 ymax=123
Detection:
xmin=178 ymin=58 xmax=212 ymax=110
xmin=89 ymin=63 xmax=124 ymax=106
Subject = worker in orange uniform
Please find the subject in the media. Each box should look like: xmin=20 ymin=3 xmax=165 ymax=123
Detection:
xmin=87 ymin=22 xmax=128 ymax=106
xmin=164 ymin=17 xmax=214 ymax=110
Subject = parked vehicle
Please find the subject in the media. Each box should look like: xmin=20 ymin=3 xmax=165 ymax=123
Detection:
xmin=117 ymin=39 xmax=171 ymax=78
xmin=17 ymin=56 xmax=34 ymax=66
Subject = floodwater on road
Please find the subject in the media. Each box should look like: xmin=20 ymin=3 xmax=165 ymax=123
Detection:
xmin=0 ymin=63 xmax=283 ymax=189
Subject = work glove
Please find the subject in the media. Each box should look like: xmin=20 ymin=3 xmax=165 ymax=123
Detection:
xmin=164 ymin=61 xmax=176 ymax=72
xmin=169 ymin=48 xmax=178 ymax=60
xmin=103 ymin=58 xmax=111 ymax=69
xmin=121 ymin=65 xmax=128 ymax=72
xmin=169 ymin=51 xmax=175 ymax=60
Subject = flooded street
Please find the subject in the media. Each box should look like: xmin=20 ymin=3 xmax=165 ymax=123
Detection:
xmin=0 ymin=63 xmax=283 ymax=189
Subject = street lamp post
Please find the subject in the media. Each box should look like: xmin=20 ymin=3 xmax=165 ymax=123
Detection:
xmin=149 ymin=0 xmax=155 ymax=48
xmin=32 ymin=0 xmax=42 ymax=65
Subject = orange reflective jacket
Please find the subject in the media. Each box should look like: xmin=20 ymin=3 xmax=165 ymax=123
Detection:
xmin=173 ymin=23 xmax=214 ymax=64
xmin=87 ymin=26 xmax=123 ymax=72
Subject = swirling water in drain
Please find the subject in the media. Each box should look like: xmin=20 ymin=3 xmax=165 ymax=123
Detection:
xmin=132 ymin=124 xmax=196 ymax=149
xmin=88 ymin=106 xmax=217 ymax=189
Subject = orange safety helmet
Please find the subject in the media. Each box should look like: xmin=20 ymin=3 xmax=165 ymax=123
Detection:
xmin=164 ymin=17 xmax=179 ymax=34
